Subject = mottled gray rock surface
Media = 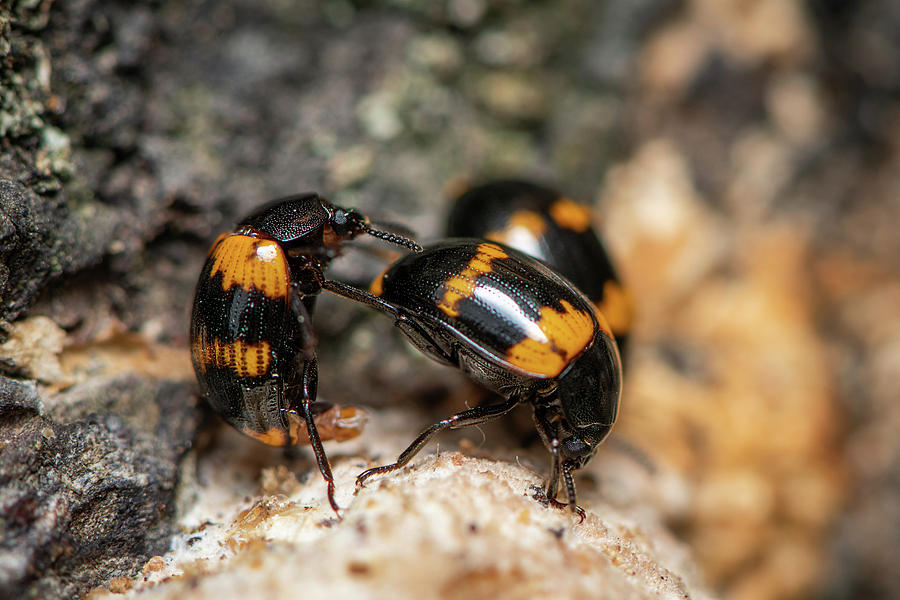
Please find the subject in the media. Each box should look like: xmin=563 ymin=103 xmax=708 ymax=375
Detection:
xmin=0 ymin=376 xmax=197 ymax=599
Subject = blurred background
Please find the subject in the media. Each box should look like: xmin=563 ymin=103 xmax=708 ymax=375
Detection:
xmin=1 ymin=1 xmax=898 ymax=598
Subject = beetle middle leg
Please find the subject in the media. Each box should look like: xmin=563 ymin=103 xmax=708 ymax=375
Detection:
xmin=355 ymin=396 xmax=521 ymax=489
xmin=289 ymin=276 xmax=321 ymax=362
xmin=300 ymin=398 xmax=341 ymax=514
xmin=284 ymin=358 xmax=342 ymax=515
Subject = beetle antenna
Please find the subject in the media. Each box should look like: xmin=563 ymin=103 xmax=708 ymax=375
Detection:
xmin=367 ymin=218 xmax=419 ymax=240
xmin=364 ymin=225 xmax=423 ymax=253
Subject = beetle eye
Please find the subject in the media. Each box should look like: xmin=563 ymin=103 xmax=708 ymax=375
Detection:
xmin=560 ymin=436 xmax=592 ymax=460
xmin=330 ymin=209 xmax=349 ymax=234
xmin=331 ymin=208 xmax=366 ymax=239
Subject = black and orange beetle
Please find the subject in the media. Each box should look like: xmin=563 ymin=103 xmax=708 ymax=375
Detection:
xmin=336 ymin=239 xmax=622 ymax=515
xmin=190 ymin=193 xmax=420 ymax=513
xmin=447 ymin=180 xmax=633 ymax=358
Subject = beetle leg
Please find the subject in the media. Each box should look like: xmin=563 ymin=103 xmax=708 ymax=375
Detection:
xmin=322 ymin=279 xmax=456 ymax=364
xmin=322 ymin=279 xmax=401 ymax=316
xmin=546 ymin=441 xmax=562 ymax=500
xmin=561 ymin=460 xmax=586 ymax=521
xmin=534 ymin=407 xmax=561 ymax=502
xmin=356 ymin=396 xmax=521 ymax=489
xmin=532 ymin=407 xmax=585 ymax=520
xmin=300 ymin=398 xmax=340 ymax=515
xmin=286 ymin=358 xmax=341 ymax=515
xmin=289 ymin=283 xmax=318 ymax=361
xmin=532 ymin=406 xmax=561 ymax=497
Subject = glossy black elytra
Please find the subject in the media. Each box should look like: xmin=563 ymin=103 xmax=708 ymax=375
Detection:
xmin=189 ymin=193 xmax=420 ymax=514
xmin=331 ymin=239 xmax=623 ymax=516
xmin=447 ymin=180 xmax=633 ymax=360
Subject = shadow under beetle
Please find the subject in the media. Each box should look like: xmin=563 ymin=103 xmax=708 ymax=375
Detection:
xmin=333 ymin=239 xmax=623 ymax=516
xmin=190 ymin=193 xmax=420 ymax=514
xmin=447 ymin=180 xmax=633 ymax=359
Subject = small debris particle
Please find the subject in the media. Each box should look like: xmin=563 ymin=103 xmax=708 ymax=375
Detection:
xmin=142 ymin=556 xmax=165 ymax=574
xmin=106 ymin=577 xmax=133 ymax=593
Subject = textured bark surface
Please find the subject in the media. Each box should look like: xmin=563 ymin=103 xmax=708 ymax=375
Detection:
xmin=0 ymin=375 xmax=198 ymax=599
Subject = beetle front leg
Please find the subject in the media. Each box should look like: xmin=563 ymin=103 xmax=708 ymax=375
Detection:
xmin=533 ymin=405 xmax=561 ymax=500
xmin=560 ymin=459 xmax=585 ymax=521
xmin=546 ymin=441 xmax=562 ymax=501
xmin=533 ymin=407 xmax=586 ymax=521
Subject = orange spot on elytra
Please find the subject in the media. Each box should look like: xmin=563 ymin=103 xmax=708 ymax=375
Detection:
xmin=437 ymin=243 xmax=508 ymax=318
xmin=196 ymin=337 xmax=272 ymax=379
xmin=549 ymin=197 xmax=592 ymax=232
xmin=209 ymin=234 xmax=289 ymax=299
xmin=594 ymin=280 xmax=633 ymax=337
xmin=370 ymin=266 xmax=389 ymax=296
xmin=592 ymin=308 xmax=614 ymax=338
xmin=505 ymin=299 xmax=595 ymax=377
xmin=486 ymin=210 xmax=548 ymax=244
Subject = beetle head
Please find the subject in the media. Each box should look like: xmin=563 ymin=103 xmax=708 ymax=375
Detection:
xmin=548 ymin=335 xmax=621 ymax=463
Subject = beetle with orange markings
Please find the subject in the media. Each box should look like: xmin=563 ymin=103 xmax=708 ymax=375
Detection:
xmin=447 ymin=180 xmax=633 ymax=359
xmin=189 ymin=182 xmax=625 ymax=519
xmin=189 ymin=193 xmax=420 ymax=513
xmin=349 ymin=238 xmax=623 ymax=517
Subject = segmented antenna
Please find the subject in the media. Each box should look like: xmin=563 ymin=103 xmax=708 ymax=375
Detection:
xmin=367 ymin=219 xmax=418 ymax=240
xmin=364 ymin=225 xmax=423 ymax=253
